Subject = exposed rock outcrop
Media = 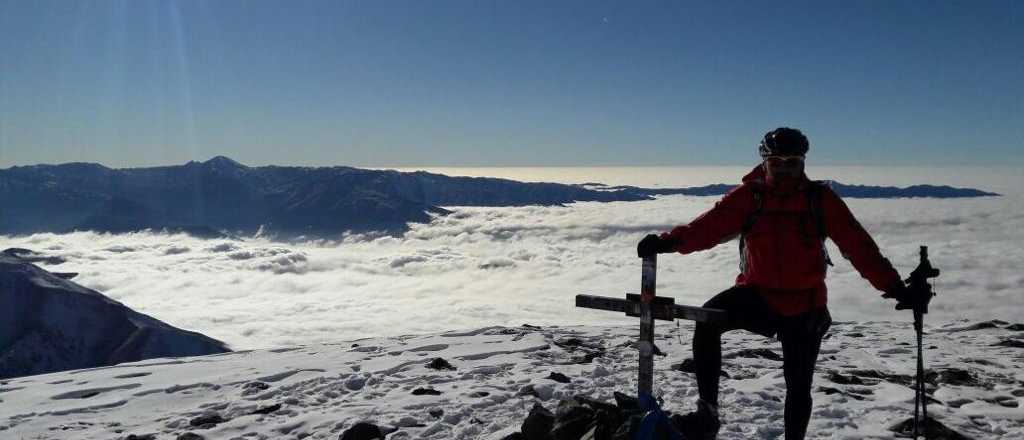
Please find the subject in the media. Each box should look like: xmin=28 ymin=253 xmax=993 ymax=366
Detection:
xmin=0 ymin=250 xmax=230 ymax=379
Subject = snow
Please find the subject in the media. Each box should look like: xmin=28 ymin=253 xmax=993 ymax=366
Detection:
xmin=1 ymin=322 xmax=1021 ymax=439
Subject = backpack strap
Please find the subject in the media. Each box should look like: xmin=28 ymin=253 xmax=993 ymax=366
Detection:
xmin=806 ymin=181 xmax=834 ymax=268
xmin=738 ymin=188 xmax=763 ymax=274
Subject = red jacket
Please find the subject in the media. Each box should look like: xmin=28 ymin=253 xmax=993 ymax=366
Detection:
xmin=661 ymin=166 xmax=901 ymax=316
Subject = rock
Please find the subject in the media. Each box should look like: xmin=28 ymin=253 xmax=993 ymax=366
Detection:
xmin=848 ymin=369 xmax=913 ymax=387
xmin=533 ymin=383 xmax=555 ymax=401
xmin=817 ymin=386 xmax=865 ymax=400
xmin=827 ymin=371 xmax=865 ymax=385
xmin=412 ymin=387 xmax=442 ymax=396
xmin=612 ymin=392 xmax=639 ymax=411
xmin=0 ymin=254 xmax=230 ymax=379
xmin=990 ymin=397 xmax=1019 ymax=408
xmin=1012 ymin=389 xmax=1024 ymax=397
xmin=846 ymin=332 xmax=865 ymax=337
xmin=554 ymin=338 xmax=606 ymax=364
xmin=125 ymin=434 xmax=157 ymax=440
xmin=241 ymin=381 xmax=270 ymax=396
xmin=428 ymin=408 xmax=444 ymax=418
xmin=927 ymin=368 xmax=982 ymax=387
xmin=571 ymin=395 xmax=619 ymax=414
xmin=590 ymin=365 xmax=611 ymax=377
xmin=957 ymin=320 xmax=1009 ymax=331
xmin=888 ymin=417 xmax=972 ymax=440
xmin=177 ymin=433 xmax=205 ymax=440
xmin=521 ymin=402 xmax=555 ymax=440
xmin=188 ymin=414 xmax=226 ymax=429
xmin=467 ymin=390 xmax=490 ymax=398
xmin=345 ymin=375 xmax=367 ymax=391
xmin=672 ymin=358 xmax=729 ymax=378
xmin=962 ymin=357 xmax=1004 ymax=367
xmin=394 ymin=416 xmax=425 ymax=428
xmin=518 ymin=384 xmax=540 ymax=398
xmin=846 ymin=386 xmax=874 ymax=397
xmin=250 ymin=403 xmax=282 ymax=415
xmin=547 ymin=372 xmax=571 ymax=383
xmin=587 ymin=406 xmax=627 ymax=440
xmin=557 ymin=338 xmax=584 ymax=347
xmin=725 ymin=348 xmax=783 ymax=361
xmin=551 ymin=399 xmax=595 ymax=440
xmin=992 ymin=338 xmax=1024 ymax=349
xmin=946 ymin=398 xmax=973 ymax=408
xmin=426 ymin=357 xmax=456 ymax=371
xmin=570 ymin=352 xmax=604 ymax=364
xmin=339 ymin=422 xmax=393 ymax=440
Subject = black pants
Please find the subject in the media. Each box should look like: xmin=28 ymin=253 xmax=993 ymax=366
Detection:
xmin=693 ymin=285 xmax=831 ymax=440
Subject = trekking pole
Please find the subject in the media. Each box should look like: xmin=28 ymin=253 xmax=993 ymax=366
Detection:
xmin=907 ymin=246 xmax=939 ymax=439
xmin=914 ymin=307 xmax=925 ymax=438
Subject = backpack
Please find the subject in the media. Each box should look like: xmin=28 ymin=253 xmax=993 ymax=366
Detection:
xmin=738 ymin=181 xmax=834 ymax=275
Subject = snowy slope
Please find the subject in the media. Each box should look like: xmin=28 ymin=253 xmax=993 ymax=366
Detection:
xmin=1 ymin=322 xmax=1021 ymax=439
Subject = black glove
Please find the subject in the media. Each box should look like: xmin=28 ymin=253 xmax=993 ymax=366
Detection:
xmin=637 ymin=234 xmax=678 ymax=258
xmin=882 ymin=280 xmax=915 ymax=311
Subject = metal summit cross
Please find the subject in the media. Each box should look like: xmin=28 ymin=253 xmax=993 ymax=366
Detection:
xmin=575 ymin=255 xmax=728 ymax=397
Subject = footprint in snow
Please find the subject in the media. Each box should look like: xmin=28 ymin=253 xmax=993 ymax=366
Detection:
xmin=50 ymin=383 xmax=141 ymax=400
xmin=256 ymin=369 xmax=326 ymax=383
xmin=877 ymin=347 xmax=913 ymax=355
xmin=114 ymin=372 xmax=152 ymax=379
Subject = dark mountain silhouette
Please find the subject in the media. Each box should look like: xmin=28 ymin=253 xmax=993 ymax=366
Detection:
xmin=581 ymin=181 xmax=1000 ymax=198
xmin=0 ymin=157 xmax=998 ymax=238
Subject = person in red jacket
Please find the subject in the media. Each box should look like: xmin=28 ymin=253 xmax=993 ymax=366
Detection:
xmin=637 ymin=127 xmax=913 ymax=440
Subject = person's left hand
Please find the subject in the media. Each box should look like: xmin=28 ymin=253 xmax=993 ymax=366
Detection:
xmin=882 ymin=280 xmax=915 ymax=310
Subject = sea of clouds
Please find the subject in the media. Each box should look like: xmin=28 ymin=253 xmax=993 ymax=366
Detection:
xmin=4 ymin=166 xmax=1021 ymax=349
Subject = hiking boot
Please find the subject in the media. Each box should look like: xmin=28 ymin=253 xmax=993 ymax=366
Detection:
xmin=670 ymin=399 xmax=720 ymax=440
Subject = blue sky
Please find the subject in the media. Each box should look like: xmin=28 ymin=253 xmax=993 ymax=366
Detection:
xmin=1 ymin=0 xmax=1021 ymax=167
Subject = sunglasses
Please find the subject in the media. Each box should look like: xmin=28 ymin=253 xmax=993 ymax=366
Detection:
xmin=764 ymin=155 xmax=805 ymax=166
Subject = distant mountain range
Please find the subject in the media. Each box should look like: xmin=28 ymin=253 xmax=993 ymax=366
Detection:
xmin=581 ymin=181 xmax=1000 ymax=199
xmin=0 ymin=157 xmax=998 ymax=237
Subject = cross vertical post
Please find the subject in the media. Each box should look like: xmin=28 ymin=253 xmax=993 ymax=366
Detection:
xmin=638 ymin=255 xmax=656 ymax=396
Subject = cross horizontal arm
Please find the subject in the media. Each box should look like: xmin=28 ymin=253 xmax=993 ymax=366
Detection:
xmin=576 ymin=294 xmax=728 ymax=324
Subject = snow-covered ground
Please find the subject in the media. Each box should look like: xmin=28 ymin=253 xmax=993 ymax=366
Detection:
xmin=2 ymin=321 xmax=1022 ymax=439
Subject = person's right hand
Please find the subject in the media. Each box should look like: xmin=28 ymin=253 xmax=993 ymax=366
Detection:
xmin=637 ymin=234 xmax=676 ymax=258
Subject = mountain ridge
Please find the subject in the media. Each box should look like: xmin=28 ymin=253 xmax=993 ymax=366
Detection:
xmin=0 ymin=158 xmax=998 ymax=238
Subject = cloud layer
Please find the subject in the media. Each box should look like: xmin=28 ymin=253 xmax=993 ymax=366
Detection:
xmin=5 ymin=178 xmax=1021 ymax=350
